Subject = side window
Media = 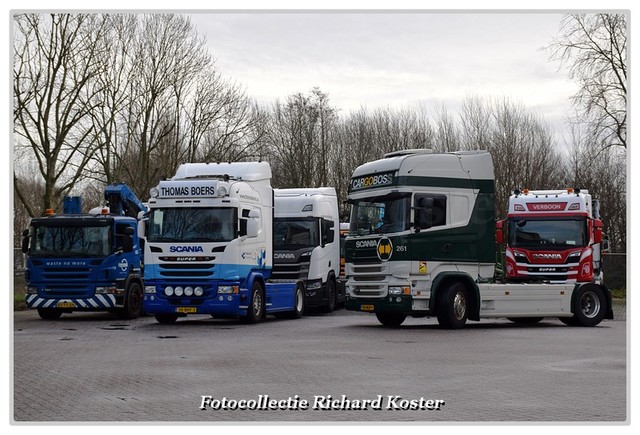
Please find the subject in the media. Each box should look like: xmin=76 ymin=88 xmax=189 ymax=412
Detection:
xmin=239 ymin=209 xmax=250 ymax=236
xmin=414 ymin=194 xmax=447 ymax=229
xmin=115 ymin=223 xmax=134 ymax=252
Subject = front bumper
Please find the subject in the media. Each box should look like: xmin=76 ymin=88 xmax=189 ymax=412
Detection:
xmin=304 ymin=280 xmax=329 ymax=308
xmin=143 ymin=292 xmax=247 ymax=317
xmin=25 ymin=294 xmax=119 ymax=310
xmin=345 ymin=294 xmax=413 ymax=313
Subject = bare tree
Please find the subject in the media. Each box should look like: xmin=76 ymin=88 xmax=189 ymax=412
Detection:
xmin=185 ymin=72 xmax=265 ymax=163
xmin=266 ymin=88 xmax=338 ymax=188
xmin=88 ymin=14 xmax=138 ymax=186
xmin=566 ymin=122 xmax=626 ymax=253
xmin=546 ymin=13 xmax=627 ymax=149
xmin=13 ymin=13 xmax=109 ymax=214
xmin=459 ymin=95 xmax=492 ymax=151
xmin=13 ymin=173 xmax=44 ymax=246
xmin=432 ymin=104 xmax=459 ymax=153
xmin=119 ymin=14 xmax=211 ymax=198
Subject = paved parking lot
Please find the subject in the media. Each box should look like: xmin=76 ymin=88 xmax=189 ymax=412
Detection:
xmin=13 ymin=302 xmax=627 ymax=423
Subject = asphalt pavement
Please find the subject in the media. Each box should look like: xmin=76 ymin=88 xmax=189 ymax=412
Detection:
xmin=12 ymin=301 xmax=627 ymax=423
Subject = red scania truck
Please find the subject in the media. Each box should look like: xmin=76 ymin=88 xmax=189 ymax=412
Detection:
xmin=497 ymin=188 xmax=605 ymax=285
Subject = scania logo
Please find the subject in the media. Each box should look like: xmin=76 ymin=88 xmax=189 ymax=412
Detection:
xmin=274 ymin=253 xmax=296 ymax=259
xmin=355 ymin=240 xmax=378 ymax=249
xmin=169 ymin=246 xmax=204 ymax=253
xmin=533 ymin=253 xmax=562 ymax=260
xmin=377 ymin=237 xmax=393 ymax=261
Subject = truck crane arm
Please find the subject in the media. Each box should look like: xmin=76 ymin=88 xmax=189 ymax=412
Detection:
xmin=104 ymin=183 xmax=148 ymax=218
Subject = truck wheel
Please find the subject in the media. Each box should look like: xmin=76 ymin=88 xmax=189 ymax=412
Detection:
xmin=375 ymin=312 xmax=406 ymax=327
xmin=155 ymin=314 xmax=178 ymax=324
xmin=119 ymin=282 xmax=143 ymax=320
xmin=284 ymin=283 xmax=305 ymax=319
xmin=323 ymin=280 xmax=336 ymax=313
xmin=37 ymin=308 xmax=62 ymax=320
xmin=437 ymin=282 xmax=468 ymax=329
xmin=573 ymin=285 xmax=606 ymax=327
xmin=244 ymin=281 xmax=265 ymax=324
xmin=508 ymin=317 xmax=544 ymax=324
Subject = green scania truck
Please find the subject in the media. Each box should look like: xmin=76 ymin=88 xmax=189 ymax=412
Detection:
xmin=344 ymin=149 xmax=612 ymax=328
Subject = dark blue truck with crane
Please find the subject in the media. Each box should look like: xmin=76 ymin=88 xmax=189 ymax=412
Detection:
xmin=21 ymin=183 xmax=148 ymax=320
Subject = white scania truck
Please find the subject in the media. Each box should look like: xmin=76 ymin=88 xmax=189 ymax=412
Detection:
xmin=141 ymin=162 xmax=304 ymax=323
xmin=273 ymin=188 xmax=343 ymax=312
xmin=344 ymin=149 xmax=613 ymax=328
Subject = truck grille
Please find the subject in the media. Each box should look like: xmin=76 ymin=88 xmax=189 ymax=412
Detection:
xmin=348 ymin=261 xmax=388 ymax=298
xmin=159 ymin=263 xmax=215 ymax=278
xmin=43 ymin=267 xmax=92 ymax=281
xmin=271 ymin=262 xmax=310 ymax=280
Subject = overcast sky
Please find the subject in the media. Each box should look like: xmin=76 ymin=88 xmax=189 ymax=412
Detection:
xmin=189 ymin=12 xmax=579 ymax=146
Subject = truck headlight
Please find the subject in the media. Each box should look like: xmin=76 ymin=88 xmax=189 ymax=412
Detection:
xmin=164 ymin=286 xmax=174 ymax=296
xmin=184 ymin=286 xmax=194 ymax=296
xmin=96 ymin=286 xmax=117 ymax=294
xmin=174 ymin=286 xmax=184 ymax=297
xmin=388 ymin=287 xmax=402 ymax=295
xmin=389 ymin=286 xmax=410 ymax=295
xmin=27 ymin=286 xmax=38 ymax=294
xmin=145 ymin=285 xmax=157 ymax=294
xmin=218 ymin=285 xmax=238 ymax=294
xmin=306 ymin=280 xmax=322 ymax=290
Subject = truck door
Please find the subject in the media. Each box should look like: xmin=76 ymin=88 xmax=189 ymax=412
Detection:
xmin=413 ymin=193 xmax=451 ymax=262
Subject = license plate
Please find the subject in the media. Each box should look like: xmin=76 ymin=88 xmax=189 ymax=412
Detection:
xmin=176 ymin=307 xmax=197 ymax=314
xmin=56 ymin=301 xmax=76 ymax=309
xmin=361 ymin=304 xmax=374 ymax=312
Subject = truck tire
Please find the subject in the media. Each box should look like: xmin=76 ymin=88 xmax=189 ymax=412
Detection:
xmin=286 ymin=284 xmax=304 ymax=319
xmin=118 ymin=281 xmax=143 ymax=320
xmin=37 ymin=308 xmax=62 ymax=320
xmin=508 ymin=317 xmax=544 ymax=324
xmin=375 ymin=311 xmax=406 ymax=327
xmin=154 ymin=313 xmax=178 ymax=324
xmin=322 ymin=279 xmax=336 ymax=313
xmin=244 ymin=281 xmax=265 ymax=324
xmin=573 ymin=285 xmax=606 ymax=327
xmin=437 ymin=281 xmax=468 ymax=329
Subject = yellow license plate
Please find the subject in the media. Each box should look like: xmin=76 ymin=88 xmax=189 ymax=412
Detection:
xmin=176 ymin=307 xmax=197 ymax=314
xmin=361 ymin=304 xmax=375 ymax=312
xmin=56 ymin=301 xmax=76 ymax=308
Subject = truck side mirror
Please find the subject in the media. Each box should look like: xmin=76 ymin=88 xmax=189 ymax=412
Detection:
xmin=593 ymin=219 xmax=603 ymax=244
xmin=495 ymin=219 xmax=505 ymax=245
xmin=246 ymin=209 xmax=260 ymax=238
xmin=138 ymin=219 xmax=146 ymax=239
xmin=21 ymin=229 xmax=30 ymax=254
xmin=322 ymin=219 xmax=335 ymax=246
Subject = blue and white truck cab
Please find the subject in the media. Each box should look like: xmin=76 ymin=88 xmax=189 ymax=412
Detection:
xmin=141 ymin=162 xmax=304 ymax=323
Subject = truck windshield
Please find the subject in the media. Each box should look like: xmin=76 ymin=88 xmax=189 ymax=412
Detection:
xmin=30 ymin=224 xmax=112 ymax=257
xmin=147 ymin=207 xmax=236 ymax=243
xmin=349 ymin=193 xmax=411 ymax=235
xmin=508 ymin=217 xmax=588 ymax=249
xmin=274 ymin=218 xmax=319 ymax=249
